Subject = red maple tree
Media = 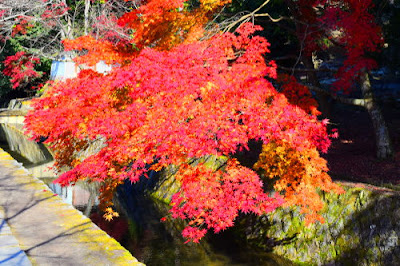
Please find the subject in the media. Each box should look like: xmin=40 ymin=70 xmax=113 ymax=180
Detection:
xmin=3 ymin=51 xmax=42 ymax=89
xmin=25 ymin=0 xmax=345 ymax=243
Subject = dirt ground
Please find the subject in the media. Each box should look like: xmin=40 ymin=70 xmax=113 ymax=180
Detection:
xmin=324 ymin=101 xmax=400 ymax=186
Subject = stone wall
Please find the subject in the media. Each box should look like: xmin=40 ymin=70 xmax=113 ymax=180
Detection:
xmin=232 ymin=183 xmax=400 ymax=265
xmin=0 ymin=113 xmax=97 ymax=208
xmin=149 ymin=160 xmax=400 ymax=265
xmin=0 ymin=122 xmax=51 ymax=164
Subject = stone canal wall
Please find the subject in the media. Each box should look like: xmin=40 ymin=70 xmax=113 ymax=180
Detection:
xmin=236 ymin=182 xmax=400 ymax=265
xmin=149 ymin=157 xmax=400 ymax=265
xmin=0 ymin=122 xmax=51 ymax=164
xmin=0 ymin=110 xmax=98 ymax=207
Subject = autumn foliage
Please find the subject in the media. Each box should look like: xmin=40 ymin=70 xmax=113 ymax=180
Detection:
xmin=24 ymin=0 xmax=346 ymax=243
xmin=324 ymin=0 xmax=383 ymax=91
xmin=294 ymin=0 xmax=383 ymax=92
xmin=277 ymin=74 xmax=321 ymax=116
xmin=254 ymin=141 xmax=342 ymax=225
xmin=3 ymin=51 xmax=42 ymax=89
xmin=63 ymin=0 xmax=230 ymax=67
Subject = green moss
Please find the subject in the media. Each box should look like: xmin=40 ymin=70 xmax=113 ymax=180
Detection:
xmin=150 ymin=155 xmax=228 ymax=204
xmin=232 ymin=181 xmax=400 ymax=264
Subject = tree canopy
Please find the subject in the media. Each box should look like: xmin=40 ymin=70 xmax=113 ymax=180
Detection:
xmin=22 ymin=0 xmax=350 ymax=243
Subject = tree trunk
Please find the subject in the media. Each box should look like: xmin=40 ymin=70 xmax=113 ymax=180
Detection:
xmin=60 ymin=0 xmax=73 ymax=39
xmin=302 ymin=55 xmax=332 ymax=118
xmin=360 ymin=71 xmax=394 ymax=159
xmin=84 ymin=191 xmax=96 ymax=217
xmin=84 ymin=0 xmax=91 ymax=35
xmin=284 ymin=0 xmax=332 ymax=119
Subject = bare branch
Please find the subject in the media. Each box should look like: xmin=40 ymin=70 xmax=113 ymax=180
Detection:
xmin=222 ymin=0 xmax=275 ymax=32
xmin=0 ymin=0 xmax=135 ymax=58
xmin=307 ymin=85 xmax=367 ymax=107
xmin=278 ymin=65 xmax=336 ymax=73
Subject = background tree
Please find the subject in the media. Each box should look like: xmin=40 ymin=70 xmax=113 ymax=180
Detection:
xmin=219 ymin=0 xmax=394 ymax=159
xmin=0 ymin=0 xmax=137 ymax=56
xmin=0 ymin=0 xmax=136 ymax=98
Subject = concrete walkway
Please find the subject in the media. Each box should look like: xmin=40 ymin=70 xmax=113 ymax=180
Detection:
xmin=0 ymin=208 xmax=31 ymax=265
xmin=0 ymin=149 xmax=144 ymax=266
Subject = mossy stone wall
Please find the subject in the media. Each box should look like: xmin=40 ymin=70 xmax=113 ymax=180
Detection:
xmin=150 ymin=161 xmax=400 ymax=265
xmin=150 ymin=155 xmax=228 ymax=204
xmin=236 ymin=183 xmax=400 ymax=265
xmin=0 ymin=122 xmax=51 ymax=164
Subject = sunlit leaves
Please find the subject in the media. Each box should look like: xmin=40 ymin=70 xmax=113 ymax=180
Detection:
xmin=25 ymin=0 xmax=346 ymax=243
xmin=171 ymin=159 xmax=284 ymax=242
xmin=65 ymin=0 xmax=233 ymax=67
xmin=254 ymin=142 xmax=344 ymax=225
xmin=2 ymin=51 xmax=42 ymax=89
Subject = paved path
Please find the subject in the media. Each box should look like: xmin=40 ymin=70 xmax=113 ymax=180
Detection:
xmin=0 ymin=208 xmax=31 ymax=265
xmin=0 ymin=149 xmax=144 ymax=266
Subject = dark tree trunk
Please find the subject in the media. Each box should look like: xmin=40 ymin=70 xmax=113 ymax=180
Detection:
xmin=302 ymin=55 xmax=332 ymax=118
xmin=360 ymin=71 xmax=394 ymax=159
xmin=285 ymin=0 xmax=332 ymax=118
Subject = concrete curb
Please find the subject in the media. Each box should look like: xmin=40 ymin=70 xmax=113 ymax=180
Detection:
xmin=0 ymin=148 xmax=144 ymax=266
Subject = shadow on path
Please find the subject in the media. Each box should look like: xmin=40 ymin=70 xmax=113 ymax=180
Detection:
xmin=0 ymin=159 xmax=140 ymax=265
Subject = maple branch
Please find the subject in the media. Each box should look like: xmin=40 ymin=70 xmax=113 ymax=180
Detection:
xmin=223 ymin=0 xmax=276 ymax=32
xmin=273 ymin=55 xmax=298 ymax=61
xmin=307 ymin=85 xmax=367 ymax=107
xmin=253 ymin=13 xmax=286 ymax=23
xmin=278 ymin=65 xmax=336 ymax=73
